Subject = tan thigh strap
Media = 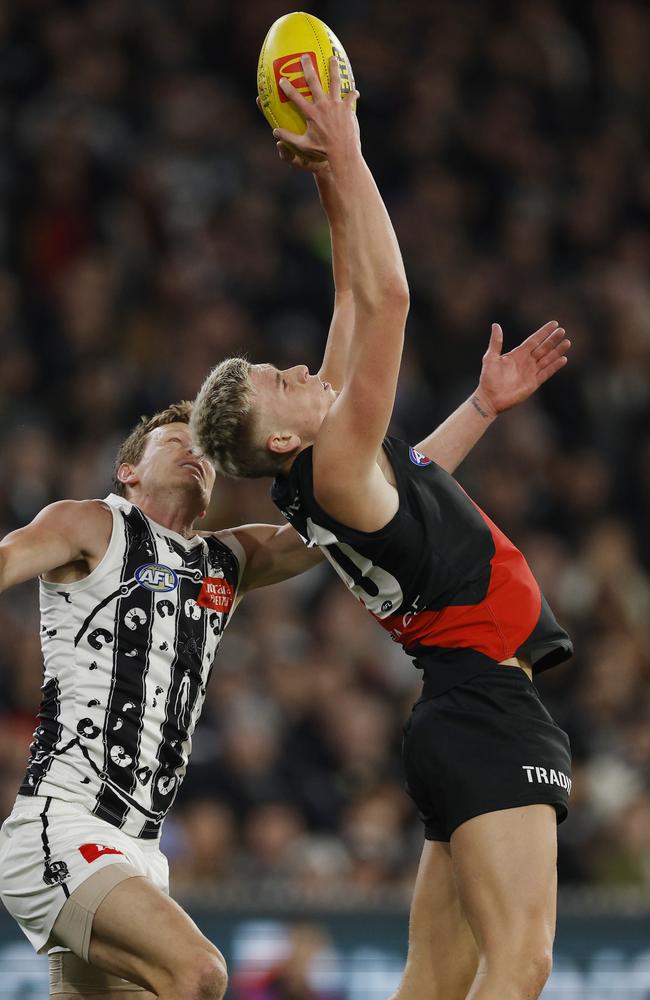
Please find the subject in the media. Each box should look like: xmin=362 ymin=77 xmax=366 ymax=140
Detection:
xmin=51 ymin=862 xmax=142 ymax=961
xmin=49 ymin=950 xmax=147 ymax=994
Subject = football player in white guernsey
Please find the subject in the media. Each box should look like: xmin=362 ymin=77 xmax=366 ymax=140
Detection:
xmin=192 ymin=59 xmax=573 ymax=1000
xmin=0 ymin=117 xmax=555 ymax=1000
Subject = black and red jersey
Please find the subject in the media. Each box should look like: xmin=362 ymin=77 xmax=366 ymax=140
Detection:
xmin=272 ymin=437 xmax=572 ymax=695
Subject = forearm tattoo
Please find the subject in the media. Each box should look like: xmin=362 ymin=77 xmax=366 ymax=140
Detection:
xmin=471 ymin=395 xmax=492 ymax=419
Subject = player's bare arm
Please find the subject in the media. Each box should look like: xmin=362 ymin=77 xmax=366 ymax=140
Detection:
xmin=222 ymin=522 xmax=323 ymax=593
xmin=258 ymin=96 xmax=355 ymax=394
xmin=0 ymin=499 xmax=113 ymax=591
xmin=274 ymin=56 xmax=410 ymax=528
xmin=418 ymin=320 xmax=571 ymax=473
xmin=315 ymin=172 xmax=355 ymax=392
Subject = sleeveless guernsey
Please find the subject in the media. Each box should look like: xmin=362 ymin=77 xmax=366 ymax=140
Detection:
xmin=19 ymin=494 xmax=244 ymax=839
xmin=272 ymin=437 xmax=572 ymax=695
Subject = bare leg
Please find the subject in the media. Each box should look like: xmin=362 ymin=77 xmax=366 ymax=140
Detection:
xmin=77 ymin=876 xmax=226 ymax=1000
xmin=390 ymin=840 xmax=478 ymax=1000
xmin=451 ymin=805 xmax=557 ymax=1000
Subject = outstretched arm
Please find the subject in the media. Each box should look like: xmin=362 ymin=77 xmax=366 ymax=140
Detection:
xmin=416 ymin=321 xmax=571 ymax=473
xmin=274 ymin=57 xmax=409 ymax=525
xmin=265 ymin=106 xmax=355 ymax=393
xmin=315 ymin=172 xmax=355 ymax=392
xmin=227 ymin=522 xmax=323 ymax=592
xmin=0 ymin=500 xmax=112 ymax=592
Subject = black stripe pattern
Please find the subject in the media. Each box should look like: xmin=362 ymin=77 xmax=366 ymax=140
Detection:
xmin=93 ymin=508 xmax=156 ymax=827
xmin=20 ymin=678 xmax=63 ymax=796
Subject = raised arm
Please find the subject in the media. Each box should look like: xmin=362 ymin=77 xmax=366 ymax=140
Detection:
xmin=315 ymin=172 xmax=355 ymax=392
xmin=265 ymin=107 xmax=355 ymax=393
xmin=0 ymin=500 xmax=112 ymax=592
xmin=418 ymin=321 xmax=571 ymax=473
xmin=274 ymin=57 xmax=409 ymax=517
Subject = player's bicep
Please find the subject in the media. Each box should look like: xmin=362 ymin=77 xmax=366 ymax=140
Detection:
xmin=0 ymin=501 xmax=110 ymax=591
xmin=313 ymin=377 xmax=394 ymax=500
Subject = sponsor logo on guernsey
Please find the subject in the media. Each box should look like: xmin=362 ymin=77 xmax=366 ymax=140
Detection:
xmin=135 ymin=563 xmax=178 ymax=592
xmin=522 ymin=765 xmax=572 ymax=794
xmin=409 ymin=447 xmax=432 ymax=467
xmin=197 ymin=577 xmax=235 ymax=613
xmin=79 ymin=843 xmax=125 ymax=864
xmin=273 ymin=52 xmax=320 ymax=102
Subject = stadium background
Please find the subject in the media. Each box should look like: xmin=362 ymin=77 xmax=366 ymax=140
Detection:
xmin=1 ymin=0 xmax=649 ymax=995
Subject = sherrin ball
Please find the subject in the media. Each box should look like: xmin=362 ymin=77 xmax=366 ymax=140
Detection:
xmin=257 ymin=11 xmax=355 ymax=139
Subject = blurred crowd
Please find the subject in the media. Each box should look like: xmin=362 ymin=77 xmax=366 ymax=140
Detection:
xmin=1 ymin=0 xmax=649 ymax=898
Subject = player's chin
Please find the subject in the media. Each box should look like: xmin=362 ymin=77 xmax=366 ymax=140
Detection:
xmin=177 ymin=470 xmax=208 ymax=499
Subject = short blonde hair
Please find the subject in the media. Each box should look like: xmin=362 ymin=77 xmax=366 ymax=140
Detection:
xmin=191 ymin=357 xmax=286 ymax=479
xmin=113 ymin=401 xmax=193 ymax=496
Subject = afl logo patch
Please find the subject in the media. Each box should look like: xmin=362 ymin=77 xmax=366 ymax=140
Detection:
xmin=135 ymin=563 xmax=178 ymax=592
xmin=409 ymin=447 xmax=432 ymax=467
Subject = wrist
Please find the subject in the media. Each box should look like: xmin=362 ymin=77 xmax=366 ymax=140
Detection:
xmin=327 ymin=145 xmax=364 ymax=180
xmin=470 ymin=390 xmax=498 ymax=421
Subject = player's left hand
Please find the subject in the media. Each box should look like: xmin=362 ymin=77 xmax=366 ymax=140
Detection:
xmin=476 ymin=321 xmax=571 ymax=416
xmin=255 ymin=96 xmax=330 ymax=174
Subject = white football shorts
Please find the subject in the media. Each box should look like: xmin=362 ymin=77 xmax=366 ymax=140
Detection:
xmin=0 ymin=795 xmax=169 ymax=954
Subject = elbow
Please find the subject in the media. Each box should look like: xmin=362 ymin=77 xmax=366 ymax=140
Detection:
xmin=357 ymin=280 xmax=410 ymax=319
xmin=390 ymin=280 xmax=410 ymax=312
xmin=379 ymin=276 xmax=410 ymax=315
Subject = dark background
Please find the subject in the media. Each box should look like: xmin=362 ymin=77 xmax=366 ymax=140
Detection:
xmin=1 ymin=0 xmax=649 ymax=895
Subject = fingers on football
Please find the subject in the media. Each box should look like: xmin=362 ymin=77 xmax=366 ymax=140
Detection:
xmin=276 ymin=141 xmax=294 ymax=162
xmin=276 ymin=141 xmax=322 ymax=172
xmin=328 ymin=56 xmax=341 ymax=100
xmin=300 ymin=53 xmax=325 ymax=102
xmin=273 ymin=126 xmax=311 ymax=153
xmin=278 ymin=74 xmax=315 ymax=117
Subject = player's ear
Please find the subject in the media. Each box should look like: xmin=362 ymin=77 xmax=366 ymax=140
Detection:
xmin=116 ymin=463 xmax=138 ymax=489
xmin=267 ymin=431 xmax=301 ymax=456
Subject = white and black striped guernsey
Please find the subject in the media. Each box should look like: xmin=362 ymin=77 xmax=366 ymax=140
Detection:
xmin=19 ymin=494 xmax=245 ymax=839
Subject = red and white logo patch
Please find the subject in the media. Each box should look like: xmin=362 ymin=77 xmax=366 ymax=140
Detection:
xmin=196 ymin=577 xmax=235 ymax=613
xmin=273 ymin=51 xmax=320 ymax=102
xmin=409 ymin=447 xmax=432 ymax=467
xmin=79 ymin=843 xmax=124 ymax=864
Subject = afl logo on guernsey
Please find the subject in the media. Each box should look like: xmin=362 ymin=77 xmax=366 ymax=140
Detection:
xmin=409 ymin=447 xmax=432 ymax=467
xmin=135 ymin=564 xmax=178 ymax=592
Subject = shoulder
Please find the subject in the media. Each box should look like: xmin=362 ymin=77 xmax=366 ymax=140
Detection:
xmin=37 ymin=498 xmax=113 ymax=533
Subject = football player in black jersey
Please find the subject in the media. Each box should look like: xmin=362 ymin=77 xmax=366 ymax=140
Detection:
xmin=192 ymin=57 xmax=572 ymax=1000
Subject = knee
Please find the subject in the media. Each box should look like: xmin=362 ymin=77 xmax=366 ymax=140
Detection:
xmin=489 ymin=939 xmax=552 ymax=997
xmin=179 ymin=946 xmax=228 ymax=1000
xmin=523 ymin=945 xmax=553 ymax=995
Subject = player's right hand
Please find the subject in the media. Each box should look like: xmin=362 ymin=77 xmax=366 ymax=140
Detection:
xmin=273 ymin=55 xmax=360 ymax=167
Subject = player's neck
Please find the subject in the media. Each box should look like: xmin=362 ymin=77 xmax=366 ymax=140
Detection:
xmin=278 ymin=439 xmax=313 ymax=476
xmin=128 ymin=491 xmax=203 ymax=539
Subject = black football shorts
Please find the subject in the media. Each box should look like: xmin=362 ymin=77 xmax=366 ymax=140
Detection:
xmin=402 ymin=663 xmax=571 ymax=841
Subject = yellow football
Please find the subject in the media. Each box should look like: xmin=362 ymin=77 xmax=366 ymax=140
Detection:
xmin=257 ymin=11 xmax=355 ymax=149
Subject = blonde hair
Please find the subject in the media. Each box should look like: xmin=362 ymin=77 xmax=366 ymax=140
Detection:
xmin=191 ymin=357 xmax=287 ymax=479
xmin=113 ymin=401 xmax=193 ymax=496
